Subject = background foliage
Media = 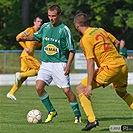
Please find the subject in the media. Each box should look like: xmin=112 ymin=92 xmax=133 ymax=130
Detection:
xmin=0 ymin=0 xmax=133 ymax=50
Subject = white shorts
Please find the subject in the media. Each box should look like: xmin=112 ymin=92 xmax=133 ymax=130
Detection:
xmin=36 ymin=62 xmax=70 ymax=88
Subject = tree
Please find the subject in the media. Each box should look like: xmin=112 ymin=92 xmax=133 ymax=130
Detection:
xmin=0 ymin=0 xmax=22 ymax=50
xmin=22 ymin=0 xmax=29 ymax=27
xmin=0 ymin=0 xmax=133 ymax=50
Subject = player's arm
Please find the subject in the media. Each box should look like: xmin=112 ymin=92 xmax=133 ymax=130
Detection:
xmin=16 ymin=28 xmax=35 ymax=54
xmin=64 ymin=50 xmax=75 ymax=76
xmin=16 ymin=37 xmax=32 ymax=53
xmin=87 ymin=58 xmax=95 ymax=86
xmin=16 ymin=27 xmax=35 ymax=42
xmin=107 ymin=32 xmax=120 ymax=51
xmin=16 ymin=35 xmax=35 ymax=42
xmin=81 ymin=37 xmax=95 ymax=97
xmin=16 ymin=31 xmax=27 ymax=48
xmin=83 ymin=58 xmax=95 ymax=98
xmin=64 ymin=27 xmax=75 ymax=75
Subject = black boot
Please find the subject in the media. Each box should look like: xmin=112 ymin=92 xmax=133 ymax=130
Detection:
xmin=82 ymin=120 xmax=99 ymax=131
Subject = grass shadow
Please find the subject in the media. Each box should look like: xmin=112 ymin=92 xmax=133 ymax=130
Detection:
xmin=98 ymin=116 xmax=133 ymax=121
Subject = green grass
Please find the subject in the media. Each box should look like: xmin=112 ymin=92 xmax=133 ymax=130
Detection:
xmin=0 ymin=85 xmax=133 ymax=133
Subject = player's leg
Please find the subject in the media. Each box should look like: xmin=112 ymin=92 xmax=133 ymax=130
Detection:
xmin=76 ymin=79 xmax=99 ymax=131
xmin=36 ymin=62 xmax=57 ymax=123
xmin=62 ymin=87 xmax=81 ymax=123
xmin=7 ymin=57 xmax=28 ymax=99
xmin=14 ymin=57 xmax=29 ymax=86
xmin=53 ymin=62 xmax=81 ymax=123
xmin=116 ymin=90 xmax=133 ymax=109
xmin=7 ymin=77 xmax=27 ymax=100
xmin=19 ymin=56 xmax=40 ymax=77
xmin=76 ymin=66 xmax=117 ymax=131
xmin=114 ymin=65 xmax=133 ymax=109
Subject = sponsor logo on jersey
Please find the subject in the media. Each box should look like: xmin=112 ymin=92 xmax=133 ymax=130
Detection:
xmin=44 ymin=44 xmax=59 ymax=55
xmin=44 ymin=37 xmax=60 ymax=43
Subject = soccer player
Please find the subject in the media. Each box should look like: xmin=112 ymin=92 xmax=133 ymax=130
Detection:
xmin=6 ymin=16 xmax=43 ymax=100
xmin=119 ymin=39 xmax=129 ymax=59
xmin=16 ymin=4 xmax=81 ymax=123
xmin=74 ymin=13 xmax=133 ymax=131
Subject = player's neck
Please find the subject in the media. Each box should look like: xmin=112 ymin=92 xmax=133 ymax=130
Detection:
xmin=52 ymin=21 xmax=61 ymax=27
xmin=34 ymin=26 xmax=40 ymax=32
xmin=81 ymin=26 xmax=89 ymax=34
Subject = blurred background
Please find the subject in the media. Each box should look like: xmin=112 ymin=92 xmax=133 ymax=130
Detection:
xmin=0 ymin=0 xmax=133 ymax=74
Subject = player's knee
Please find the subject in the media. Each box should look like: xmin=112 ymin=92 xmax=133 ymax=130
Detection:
xmin=76 ymin=86 xmax=80 ymax=94
xmin=76 ymin=84 xmax=84 ymax=95
xmin=63 ymin=88 xmax=76 ymax=98
xmin=36 ymin=86 xmax=46 ymax=96
xmin=36 ymin=81 xmax=46 ymax=96
xmin=63 ymin=88 xmax=71 ymax=95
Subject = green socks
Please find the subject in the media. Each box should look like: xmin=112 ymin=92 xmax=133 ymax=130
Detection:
xmin=40 ymin=93 xmax=81 ymax=117
xmin=40 ymin=93 xmax=55 ymax=112
xmin=70 ymin=101 xmax=81 ymax=117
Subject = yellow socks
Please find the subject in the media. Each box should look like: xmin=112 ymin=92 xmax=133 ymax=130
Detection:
xmin=122 ymin=93 xmax=133 ymax=109
xmin=78 ymin=93 xmax=95 ymax=122
xmin=9 ymin=78 xmax=24 ymax=95
xmin=9 ymin=84 xmax=19 ymax=95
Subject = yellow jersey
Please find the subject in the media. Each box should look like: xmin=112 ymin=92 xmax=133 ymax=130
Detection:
xmin=80 ymin=27 xmax=126 ymax=67
xmin=16 ymin=26 xmax=41 ymax=57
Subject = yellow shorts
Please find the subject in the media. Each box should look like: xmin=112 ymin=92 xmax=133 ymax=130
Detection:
xmin=20 ymin=56 xmax=40 ymax=72
xmin=81 ymin=65 xmax=128 ymax=92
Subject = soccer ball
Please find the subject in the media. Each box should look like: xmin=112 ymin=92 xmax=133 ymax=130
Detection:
xmin=27 ymin=109 xmax=42 ymax=124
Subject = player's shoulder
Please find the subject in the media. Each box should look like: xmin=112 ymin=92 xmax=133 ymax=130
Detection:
xmin=23 ymin=27 xmax=34 ymax=33
xmin=99 ymin=27 xmax=106 ymax=32
xmin=25 ymin=26 xmax=34 ymax=31
xmin=41 ymin=22 xmax=51 ymax=28
xmin=60 ymin=23 xmax=71 ymax=33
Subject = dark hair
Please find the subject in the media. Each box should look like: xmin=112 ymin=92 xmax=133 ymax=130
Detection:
xmin=74 ymin=13 xmax=89 ymax=26
xmin=34 ymin=16 xmax=42 ymax=22
xmin=49 ymin=4 xmax=61 ymax=15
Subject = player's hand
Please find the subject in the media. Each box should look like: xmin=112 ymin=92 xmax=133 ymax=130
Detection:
xmin=16 ymin=36 xmax=26 ymax=42
xmin=24 ymin=47 xmax=31 ymax=54
xmin=83 ymin=85 xmax=92 ymax=98
xmin=64 ymin=64 xmax=70 ymax=76
xmin=16 ymin=36 xmax=23 ymax=41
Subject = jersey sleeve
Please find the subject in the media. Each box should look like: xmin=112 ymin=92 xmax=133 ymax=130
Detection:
xmin=33 ymin=30 xmax=42 ymax=42
xmin=16 ymin=27 xmax=33 ymax=38
xmin=33 ymin=23 xmax=47 ymax=42
xmin=80 ymin=36 xmax=94 ymax=59
xmin=18 ymin=42 xmax=27 ymax=49
xmin=107 ymin=32 xmax=116 ymax=43
xmin=64 ymin=26 xmax=75 ymax=51
xmin=16 ymin=27 xmax=33 ymax=48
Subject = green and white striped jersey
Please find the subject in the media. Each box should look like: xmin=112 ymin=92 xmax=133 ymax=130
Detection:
xmin=33 ymin=22 xmax=75 ymax=62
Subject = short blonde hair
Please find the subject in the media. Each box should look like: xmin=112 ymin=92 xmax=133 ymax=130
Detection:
xmin=74 ymin=13 xmax=89 ymax=26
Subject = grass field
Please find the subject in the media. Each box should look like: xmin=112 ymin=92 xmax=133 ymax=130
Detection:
xmin=0 ymin=85 xmax=133 ymax=133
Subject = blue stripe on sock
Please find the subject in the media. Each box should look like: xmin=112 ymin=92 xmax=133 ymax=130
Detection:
xmin=70 ymin=101 xmax=78 ymax=106
xmin=40 ymin=93 xmax=49 ymax=101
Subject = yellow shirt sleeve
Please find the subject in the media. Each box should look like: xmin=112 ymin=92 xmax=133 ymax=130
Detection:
xmin=107 ymin=32 xmax=116 ymax=43
xmin=80 ymin=36 xmax=94 ymax=59
xmin=16 ymin=27 xmax=33 ymax=49
xmin=17 ymin=27 xmax=39 ymax=57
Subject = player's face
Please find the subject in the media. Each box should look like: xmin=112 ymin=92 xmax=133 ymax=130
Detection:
xmin=48 ymin=10 xmax=61 ymax=27
xmin=120 ymin=40 xmax=125 ymax=48
xmin=74 ymin=22 xmax=82 ymax=35
xmin=34 ymin=18 xmax=43 ymax=30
